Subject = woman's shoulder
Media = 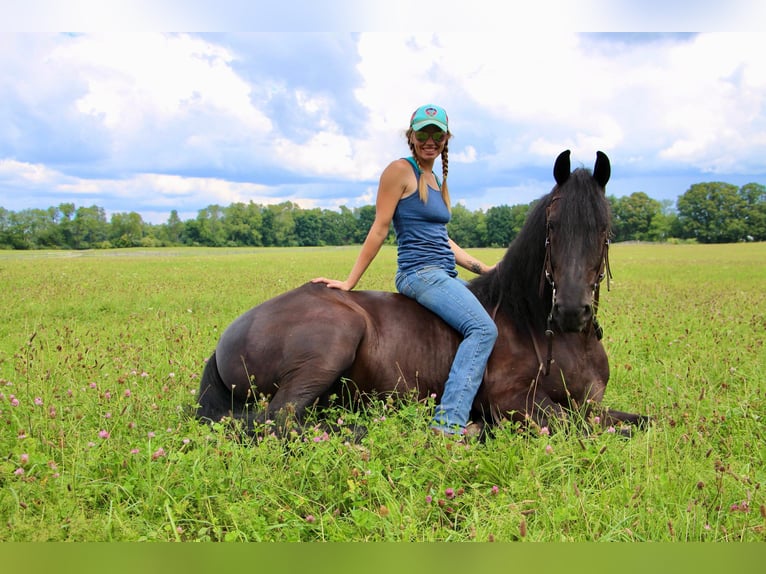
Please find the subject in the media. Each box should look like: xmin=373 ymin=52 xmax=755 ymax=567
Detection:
xmin=389 ymin=157 xmax=416 ymax=170
xmin=381 ymin=158 xmax=417 ymax=180
xmin=378 ymin=158 xmax=418 ymax=200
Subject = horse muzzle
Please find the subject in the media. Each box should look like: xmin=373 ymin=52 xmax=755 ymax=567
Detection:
xmin=552 ymin=301 xmax=593 ymax=332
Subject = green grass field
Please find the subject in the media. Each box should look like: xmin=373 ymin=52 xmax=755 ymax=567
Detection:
xmin=0 ymin=243 xmax=764 ymax=541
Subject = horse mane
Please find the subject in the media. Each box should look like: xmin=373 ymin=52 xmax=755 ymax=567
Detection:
xmin=470 ymin=193 xmax=552 ymax=331
xmin=470 ymin=166 xmax=611 ymax=332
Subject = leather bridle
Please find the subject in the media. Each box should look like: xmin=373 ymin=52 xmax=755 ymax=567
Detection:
xmin=535 ymin=196 xmax=612 ymax=376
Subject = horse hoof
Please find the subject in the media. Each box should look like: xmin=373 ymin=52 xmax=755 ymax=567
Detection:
xmin=464 ymin=421 xmax=484 ymax=438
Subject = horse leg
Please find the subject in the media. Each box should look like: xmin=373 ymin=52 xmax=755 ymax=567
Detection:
xmin=261 ymin=379 xmax=342 ymax=437
xmin=528 ymin=393 xmax=652 ymax=436
xmin=529 ymin=395 xmax=567 ymax=432
xmin=258 ymin=334 xmax=363 ymax=436
xmin=522 ymin=393 xmax=569 ymax=432
xmin=196 ymin=352 xmax=243 ymax=423
xmin=592 ymin=407 xmax=652 ymax=432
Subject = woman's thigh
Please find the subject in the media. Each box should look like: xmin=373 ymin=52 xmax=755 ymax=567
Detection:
xmin=397 ymin=267 xmax=490 ymax=334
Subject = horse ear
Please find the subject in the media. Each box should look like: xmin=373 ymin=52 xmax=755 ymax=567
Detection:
xmin=593 ymin=151 xmax=611 ymax=188
xmin=554 ymin=150 xmax=571 ymax=186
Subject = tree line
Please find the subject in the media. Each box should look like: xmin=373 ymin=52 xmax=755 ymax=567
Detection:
xmin=1 ymin=181 xmax=763 ymax=251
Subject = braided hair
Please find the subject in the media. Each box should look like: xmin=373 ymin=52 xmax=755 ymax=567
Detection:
xmin=406 ymin=129 xmax=451 ymax=212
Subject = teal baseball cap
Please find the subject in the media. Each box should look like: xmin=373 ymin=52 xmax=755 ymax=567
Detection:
xmin=410 ymin=104 xmax=448 ymax=132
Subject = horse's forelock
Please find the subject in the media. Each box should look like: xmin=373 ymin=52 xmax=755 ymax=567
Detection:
xmin=555 ymin=168 xmax=611 ymax=246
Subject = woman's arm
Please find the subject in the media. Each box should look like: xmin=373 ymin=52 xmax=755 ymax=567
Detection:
xmin=448 ymin=238 xmax=495 ymax=275
xmin=312 ymin=161 xmax=409 ymax=290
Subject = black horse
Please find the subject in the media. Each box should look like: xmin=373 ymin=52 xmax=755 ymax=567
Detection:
xmin=196 ymin=151 xmax=648 ymax=436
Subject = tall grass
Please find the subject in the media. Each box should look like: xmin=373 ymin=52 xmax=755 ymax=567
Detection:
xmin=0 ymin=244 xmax=764 ymax=541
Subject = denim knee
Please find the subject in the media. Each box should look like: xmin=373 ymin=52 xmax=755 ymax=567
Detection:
xmin=465 ymin=312 xmax=497 ymax=347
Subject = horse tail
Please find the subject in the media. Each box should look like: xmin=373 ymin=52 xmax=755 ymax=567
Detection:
xmin=196 ymin=351 xmax=235 ymax=423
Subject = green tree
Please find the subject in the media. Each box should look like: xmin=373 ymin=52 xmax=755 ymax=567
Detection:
xmin=447 ymin=204 xmax=486 ymax=247
xmin=508 ymin=203 xmax=531 ymax=243
xmin=1 ymin=209 xmax=30 ymax=249
xmin=739 ymin=183 xmax=766 ymax=241
xmin=315 ymin=206 xmax=359 ymax=246
xmin=36 ymin=206 xmax=65 ymax=247
xmin=57 ymin=203 xmax=76 ymax=248
xmin=7 ymin=207 xmax=63 ymax=248
xmin=645 ymin=200 xmax=677 ymax=242
xmin=110 ymin=212 xmax=145 ymax=247
xmin=339 ymin=206 xmax=361 ymax=244
xmin=320 ymin=207 xmax=355 ymax=245
xmin=611 ymin=192 xmax=663 ymax=242
xmin=261 ymin=202 xmax=298 ymax=247
xmin=294 ymin=208 xmax=323 ymax=246
xmin=354 ymin=205 xmax=384 ymax=244
xmin=224 ymin=202 xmax=262 ymax=246
xmin=0 ymin=207 xmax=10 ymax=248
xmin=162 ymin=210 xmax=185 ymax=245
xmin=676 ymin=182 xmax=747 ymax=243
xmin=72 ymin=205 xmax=109 ymax=249
xmin=191 ymin=205 xmax=227 ymax=246
xmin=485 ymin=205 xmax=514 ymax=247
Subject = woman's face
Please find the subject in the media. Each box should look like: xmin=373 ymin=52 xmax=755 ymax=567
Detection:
xmin=411 ymin=125 xmax=448 ymax=161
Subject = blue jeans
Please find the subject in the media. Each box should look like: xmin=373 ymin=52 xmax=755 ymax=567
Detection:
xmin=395 ymin=266 xmax=498 ymax=433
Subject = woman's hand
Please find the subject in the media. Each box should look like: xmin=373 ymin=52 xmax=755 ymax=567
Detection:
xmin=311 ymin=277 xmax=353 ymax=291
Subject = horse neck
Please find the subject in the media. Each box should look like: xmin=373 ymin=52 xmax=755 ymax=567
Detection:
xmin=502 ymin=236 xmax=550 ymax=328
xmin=479 ymin=198 xmax=551 ymax=330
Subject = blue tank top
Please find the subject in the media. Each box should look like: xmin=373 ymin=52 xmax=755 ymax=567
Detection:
xmin=392 ymin=158 xmax=456 ymax=276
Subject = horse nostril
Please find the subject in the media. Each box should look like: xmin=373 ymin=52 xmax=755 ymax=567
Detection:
xmin=553 ymin=302 xmax=593 ymax=332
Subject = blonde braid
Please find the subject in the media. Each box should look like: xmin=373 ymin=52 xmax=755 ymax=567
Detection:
xmin=441 ymin=143 xmax=451 ymax=212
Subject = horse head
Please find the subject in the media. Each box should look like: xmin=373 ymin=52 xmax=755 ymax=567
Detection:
xmin=543 ymin=150 xmax=611 ymax=333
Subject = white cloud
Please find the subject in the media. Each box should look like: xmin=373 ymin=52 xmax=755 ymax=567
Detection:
xmin=451 ymin=145 xmax=477 ymax=164
xmin=1 ymin=30 xmax=765 ymax=222
xmin=352 ymin=32 xmax=766 ymax=176
xmin=0 ymin=159 xmax=61 ymax=185
xmin=53 ymin=34 xmax=271 ymax=131
xmin=0 ymin=158 xmax=309 ymax=222
xmin=654 ymin=33 xmax=766 ymax=172
xmin=271 ymin=89 xmax=380 ymax=180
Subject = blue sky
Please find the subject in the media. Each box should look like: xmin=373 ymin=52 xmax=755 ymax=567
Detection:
xmin=1 ymin=2 xmax=765 ymax=223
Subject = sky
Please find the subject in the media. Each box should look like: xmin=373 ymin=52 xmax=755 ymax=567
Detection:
xmin=1 ymin=2 xmax=765 ymax=224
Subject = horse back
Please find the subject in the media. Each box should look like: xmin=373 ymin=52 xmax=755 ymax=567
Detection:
xmin=344 ymin=288 xmax=460 ymax=397
xmin=214 ymin=282 xmax=459 ymax=402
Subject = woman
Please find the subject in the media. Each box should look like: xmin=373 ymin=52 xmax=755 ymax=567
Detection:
xmin=312 ymin=104 xmax=498 ymax=436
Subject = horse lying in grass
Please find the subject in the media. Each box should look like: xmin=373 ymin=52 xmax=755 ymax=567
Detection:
xmin=196 ymin=150 xmax=650 ymax=438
